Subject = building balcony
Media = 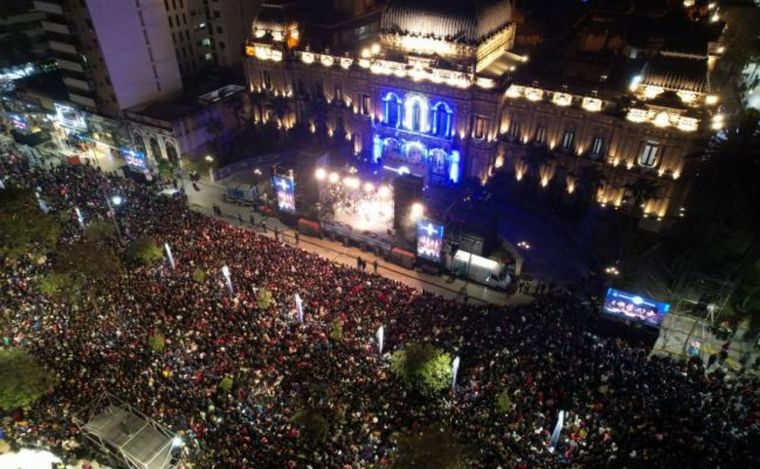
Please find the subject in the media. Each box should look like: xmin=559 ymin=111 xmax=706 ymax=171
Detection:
xmin=373 ymin=123 xmax=455 ymax=149
xmin=56 ymin=58 xmax=85 ymax=73
xmin=68 ymin=92 xmax=96 ymax=109
xmin=49 ymin=40 xmax=78 ymax=55
xmin=41 ymin=20 xmax=71 ymax=35
xmin=63 ymin=77 xmax=92 ymax=92
xmin=33 ymin=0 xmax=64 ymax=15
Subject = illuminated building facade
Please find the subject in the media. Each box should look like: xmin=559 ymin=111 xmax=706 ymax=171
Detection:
xmin=244 ymin=0 xmax=717 ymax=220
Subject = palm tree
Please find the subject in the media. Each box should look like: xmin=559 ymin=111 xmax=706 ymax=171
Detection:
xmin=624 ymin=177 xmax=661 ymax=215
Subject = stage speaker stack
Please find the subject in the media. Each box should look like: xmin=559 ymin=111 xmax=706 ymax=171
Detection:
xmin=392 ymin=174 xmax=424 ymax=230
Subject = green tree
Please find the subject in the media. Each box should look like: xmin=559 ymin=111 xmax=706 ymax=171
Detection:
xmin=148 ymin=332 xmax=166 ymax=353
xmin=84 ymin=219 xmax=117 ymax=243
xmin=192 ymin=267 xmax=207 ymax=283
xmin=495 ymin=391 xmax=512 ymax=415
xmin=390 ymin=343 xmax=452 ymax=397
xmin=292 ymin=408 xmax=329 ymax=447
xmin=38 ymin=271 xmax=76 ymax=302
xmin=52 ymin=237 xmax=122 ymax=304
xmin=0 ymin=348 xmax=56 ymax=411
xmin=126 ymin=237 xmax=163 ymax=265
xmin=329 ymin=319 xmax=344 ymax=342
xmin=0 ymin=187 xmax=61 ymax=259
xmin=218 ymin=376 xmax=234 ymax=392
xmin=393 ymin=426 xmax=468 ymax=469
xmin=257 ymin=287 xmax=273 ymax=310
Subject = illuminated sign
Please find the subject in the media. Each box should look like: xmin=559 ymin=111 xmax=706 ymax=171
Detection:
xmin=602 ymin=288 xmax=671 ymax=328
xmin=54 ymin=102 xmax=87 ymax=131
xmin=121 ymin=148 xmax=147 ymax=170
xmin=416 ymin=219 xmax=444 ymax=262
xmin=273 ymin=175 xmax=296 ymax=213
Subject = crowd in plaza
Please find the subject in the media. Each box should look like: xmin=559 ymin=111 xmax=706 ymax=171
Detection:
xmin=1 ymin=147 xmax=759 ymax=468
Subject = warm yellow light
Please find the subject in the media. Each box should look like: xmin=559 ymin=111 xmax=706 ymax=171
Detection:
xmin=343 ymin=176 xmax=360 ymax=189
xmin=363 ymin=182 xmax=375 ymax=193
xmin=370 ymin=43 xmax=381 ymax=55
xmin=653 ymin=111 xmax=670 ymax=127
xmin=677 ymin=91 xmax=696 ymax=103
xmin=705 ymin=95 xmax=719 ymax=105
xmin=409 ymin=202 xmax=424 ymax=221
xmin=378 ymin=185 xmax=391 ymax=198
xmin=553 ymin=93 xmax=572 ymax=107
xmin=315 ymin=168 xmax=326 ymax=181
xmin=582 ymin=97 xmax=602 ymax=112
xmin=643 ymin=85 xmax=664 ymax=99
xmin=328 ymin=172 xmax=340 ymax=184
xmin=361 ymin=48 xmax=370 ymax=58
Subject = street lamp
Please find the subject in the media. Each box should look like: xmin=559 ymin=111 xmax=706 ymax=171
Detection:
xmin=104 ymin=193 xmax=124 ymax=242
xmin=315 ymin=168 xmax=327 ymax=181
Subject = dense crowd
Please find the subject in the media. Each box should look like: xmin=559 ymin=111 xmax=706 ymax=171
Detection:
xmin=1 ymin=148 xmax=759 ymax=468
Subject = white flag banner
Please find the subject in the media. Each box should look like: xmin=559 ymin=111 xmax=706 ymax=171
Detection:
xmin=295 ymin=293 xmax=304 ymax=323
xmin=376 ymin=325 xmax=384 ymax=355
xmin=164 ymin=242 xmax=176 ymax=270
xmin=451 ymin=356 xmax=461 ymax=391
xmin=550 ymin=409 xmax=567 ymax=450
xmin=221 ymin=265 xmax=233 ymax=293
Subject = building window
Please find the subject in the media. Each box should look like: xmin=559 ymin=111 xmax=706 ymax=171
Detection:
xmin=473 ymin=116 xmax=488 ymax=140
xmin=534 ymin=125 xmax=546 ymax=144
xmin=509 ymin=120 xmax=521 ymax=140
xmin=334 ymin=84 xmax=342 ymax=103
xmin=262 ymin=70 xmax=272 ymax=90
xmin=216 ymin=26 xmax=222 ymax=33
xmin=214 ymin=10 xmax=220 ymax=18
xmin=639 ymin=141 xmax=661 ymax=167
xmin=562 ymin=130 xmax=575 ymax=151
xmin=590 ymin=136 xmax=605 ymax=158
xmin=168 ymin=16 xmax=173 ymax=27
xmin=360 ymin=94 xmax=370 ymax=115
xmin=410 ymin=100 xmax=423 ymax=132
xmin=382 ymin=92 xmax=402 ymax=128
xmin=431 ymin=102 xmax=453 ymax=137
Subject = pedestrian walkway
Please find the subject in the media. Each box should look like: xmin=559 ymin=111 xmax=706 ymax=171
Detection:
xmin=185 ymin=179 xmax=530 ymax=306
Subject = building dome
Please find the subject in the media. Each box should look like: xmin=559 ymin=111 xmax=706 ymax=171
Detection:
xmin=381 ymin=0 xmax=512 ymax=44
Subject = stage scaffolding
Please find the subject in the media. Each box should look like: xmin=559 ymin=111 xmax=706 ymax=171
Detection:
xmin=73 ymin=393 xmax=182 ymax=469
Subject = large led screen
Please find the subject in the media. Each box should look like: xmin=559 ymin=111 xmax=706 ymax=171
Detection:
xmin=272 ymin=175 xmax=296 ymax=213
xmin=602 ymin=288 xmax=670 ymax=327
xmin=416 ymin=219 xmax=444 ymax=262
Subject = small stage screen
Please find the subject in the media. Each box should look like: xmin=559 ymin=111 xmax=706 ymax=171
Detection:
xmin=273 ymin=175 xmax=296 ymax=213
xmin=416 ymin=219 xmax=444 ymax=262
xmin=602 ymin=288 xmax=670 ymax=327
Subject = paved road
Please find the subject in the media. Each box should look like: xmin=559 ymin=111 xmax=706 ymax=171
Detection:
xmin=183 ymin=178 xmax=531 ymax=306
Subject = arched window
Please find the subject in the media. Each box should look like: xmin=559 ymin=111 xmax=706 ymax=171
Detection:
xmin=404 ymin=95 xmax=428 ymax=132
xmin=431 ymin=102 xmax=453 ymax=137
xmin=382 ymin=92 xmax=402 ymax=128
xmin=429 ymin=148 xmax=447 ymax=175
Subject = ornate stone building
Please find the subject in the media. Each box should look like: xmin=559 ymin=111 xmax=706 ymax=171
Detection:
xmin=244 ymin=0 xmax=719 ymax=221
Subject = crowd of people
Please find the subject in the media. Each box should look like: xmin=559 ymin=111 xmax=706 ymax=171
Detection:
xmin=1 ymin=148 xmax=759 ymax=468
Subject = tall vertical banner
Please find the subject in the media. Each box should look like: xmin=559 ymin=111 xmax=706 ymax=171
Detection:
xmin=294 ymin=293 xmax=304 ymax=323
xmin=451 ymin=356 xmax=460 ymax=391
xmin=376 ymin=325 xmax=384 ymax=355
xmin=164 ymin=242 xmax=176 ymax=270
xmin=221 ymin=265 xmax=233 ymax=294
xmin=416 ymin=219 xmax=444 ymax=262
xmin=550 ymin=410 xmax=567 ymax=450
xmin=272 ymin=174 xmax=296 ymax=214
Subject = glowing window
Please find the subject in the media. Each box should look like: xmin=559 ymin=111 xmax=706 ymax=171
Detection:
xmin=382 ymin=92 xmax=402 ymax=128
xmin=431 ymin=102 xmax=453 ymax=137
xmin=639 ymin=141 xmax=661 ymax=167
xmin=404 ymin=95 xmax=428 ymax=132
xmin=534 ymin=125 xmax=546 ymax=144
